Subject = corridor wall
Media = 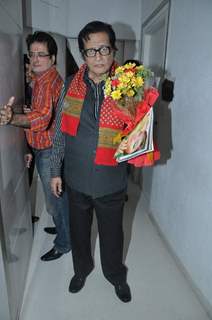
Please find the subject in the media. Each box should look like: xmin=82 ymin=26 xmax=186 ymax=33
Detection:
xmin=140 ymin=0 xmax=212 ymax=314
xmin=0 ymin=1 xmax=33 ymax=319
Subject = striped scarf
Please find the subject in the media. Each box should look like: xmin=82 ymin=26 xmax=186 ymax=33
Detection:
xmin=61 ymin=64 xmax=124 ymax=166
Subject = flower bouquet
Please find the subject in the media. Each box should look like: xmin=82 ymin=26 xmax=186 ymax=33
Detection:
xmin=105 ymin=63 xmax=152 ymax=118
xmin=105 ymin=62 xmax=160 ymax=166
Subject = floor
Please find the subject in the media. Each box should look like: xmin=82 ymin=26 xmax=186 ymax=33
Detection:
xmin=20 ymin=180 xmax=211 ymax=320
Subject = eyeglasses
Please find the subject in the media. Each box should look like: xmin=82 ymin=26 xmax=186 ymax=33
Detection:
xmin=28 ymin=51 xmax=51 ymax=59
xmin=82 ymin=46 xmax=112 ymax=57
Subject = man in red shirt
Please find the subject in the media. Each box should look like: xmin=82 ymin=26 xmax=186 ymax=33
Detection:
xmin=0 ymin=31 xmax=71 ymax=261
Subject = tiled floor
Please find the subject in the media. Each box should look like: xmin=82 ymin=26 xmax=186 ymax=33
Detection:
xmin=20 ymin=181 xmax=211 ymax=320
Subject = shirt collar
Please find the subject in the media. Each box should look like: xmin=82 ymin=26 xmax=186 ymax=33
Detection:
xmin=84 ymin=67 xmax=105 ymax=88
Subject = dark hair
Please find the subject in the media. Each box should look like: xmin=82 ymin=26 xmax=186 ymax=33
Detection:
xmin=26 ymin=31 xmax=58 ymax=64
xmin=78 ymin=21 xmax=117 ymax=54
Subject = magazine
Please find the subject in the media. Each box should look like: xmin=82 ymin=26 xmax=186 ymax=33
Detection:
xmin=115 ymin=108 xmax=154 ymax=163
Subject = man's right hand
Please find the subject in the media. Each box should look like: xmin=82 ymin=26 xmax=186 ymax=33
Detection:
xmin=51 ymin=177 xmax=63 ymax=198
xmin=25 ymin=153 xmax=33 ymax=168
xmin=0 ymin=96 xmax=15 ymax=125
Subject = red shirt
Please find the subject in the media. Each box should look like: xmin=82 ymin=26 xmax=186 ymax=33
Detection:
xmin=25 ymin=66 xmax=63 ymax=149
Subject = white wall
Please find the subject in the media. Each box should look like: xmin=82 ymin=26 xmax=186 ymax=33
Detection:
xmin=25 ymin=0 xmax=142 ymax=64
xmin=0 ymin=0 xmax=23 ymax=34
xmin=28 ymin=0 xmax=142 ymax=40
xmin=51 ymin=33 xmax=66 ymax=79
xmin=141 ymin=0 xmax=164 ymax=22
xmin=140 ymin=0 xmax=212 ymax=310
xmin=0 ymin=1 xmax=33 ymax=319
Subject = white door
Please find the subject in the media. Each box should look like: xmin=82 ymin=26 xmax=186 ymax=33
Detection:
xmin=139 ymin=1 xmax=171 ymax=203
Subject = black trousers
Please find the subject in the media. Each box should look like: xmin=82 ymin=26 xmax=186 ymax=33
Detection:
xmin=67 ymin=186 xmax=127 ymax=285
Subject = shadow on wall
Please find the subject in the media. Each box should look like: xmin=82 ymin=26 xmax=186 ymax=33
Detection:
xmin=112 ymin=22 xmax=137 ymax=63
xmin=130 ymin=72 xmax=174 ymax=197
xmin=144 ymin=64 xmax=173 ymax=166
xmin=154 ymin=99 xmax=173 ymax=165
xmin=66 ymin=40 xmax=79 ymax=77
xmin=154 ymin=77 xmax=173 ymax=165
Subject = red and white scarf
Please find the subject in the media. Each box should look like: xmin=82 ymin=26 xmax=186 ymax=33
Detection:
xmin=61 ymin=64 xmax=125 ymax=166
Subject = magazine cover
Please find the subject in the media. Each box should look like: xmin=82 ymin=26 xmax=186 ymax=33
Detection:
xmin=114 ymin=108 xmax=154 ymax=162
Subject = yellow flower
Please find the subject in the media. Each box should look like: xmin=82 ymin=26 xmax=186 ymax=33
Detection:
xmin=133 ymin=76 xmax=144 ymax=87
xmin=119 ymin=74 xmax=131 ymax=84
xmin=126 ymin=89 xmax=135 ymax=97
xmin=105 ymin=86 xmax=111 ymax=96
xmin=136 ymin=65 xmax=144 ymax=71
xmin=111 ymin=90 xmax=122 ymax=100
xmin=115 ymin=66 xmax=124 ymax=74
xmin=105 ymin=78 xmax=112 ymax=96
xmin=125 ymin=71 xmax=134 ymax=78
xmin=104 ymin=63 xmax=152 ymax=104
xmin=124 ymin=63 xmax=136 ymax=69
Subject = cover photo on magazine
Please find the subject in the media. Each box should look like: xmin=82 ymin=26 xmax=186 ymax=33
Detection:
xmin=114 ymin=108 xmax=154 ymax=162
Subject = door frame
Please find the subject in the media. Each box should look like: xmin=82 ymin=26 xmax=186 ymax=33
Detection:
xmin=140 ymin=0 xmax=171 ymax=76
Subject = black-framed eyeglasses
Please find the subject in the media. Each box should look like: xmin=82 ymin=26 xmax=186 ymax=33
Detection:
xmin=82 ymin=46 xmax=112 ymax=57
xmin=28 ymin=51 xmax=51 ymax=59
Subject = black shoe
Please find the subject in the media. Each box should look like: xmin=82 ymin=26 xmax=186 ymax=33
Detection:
xmin=69 ymin=275 xmax=86 ymax=293
xmin=114 ymin=282 xmax=132 ymax=303
xmin=32 ymin=216 xmax=39 ymax=223
xmin=40 ymin=247 xmax=63 ymax=261
xmin=44 ymin=227 xmax=57 ymax=235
